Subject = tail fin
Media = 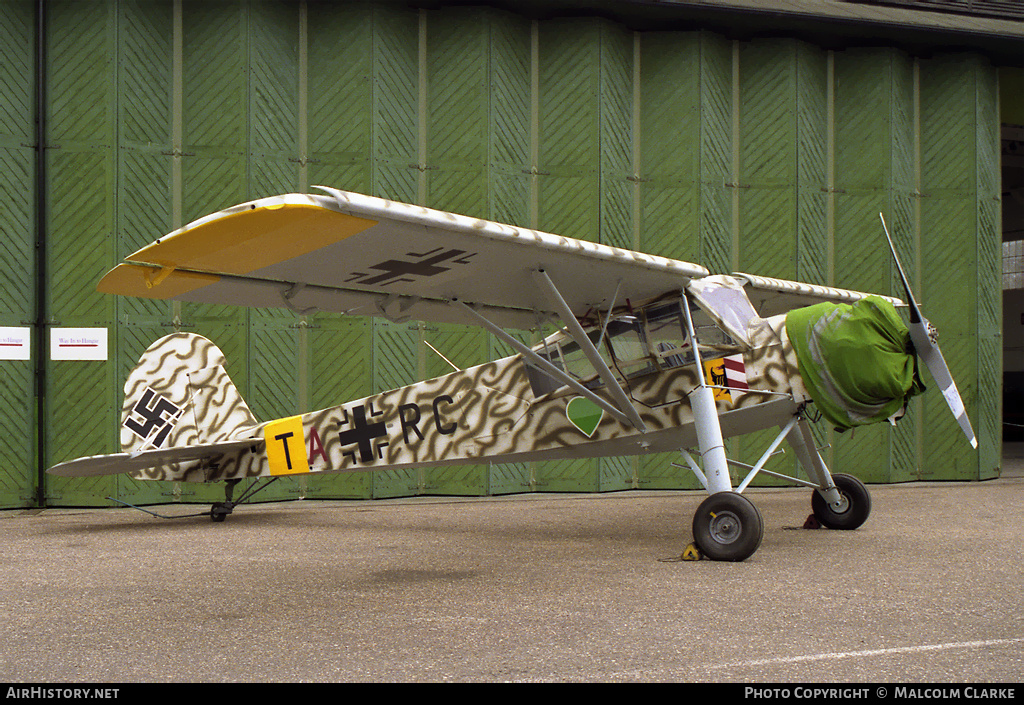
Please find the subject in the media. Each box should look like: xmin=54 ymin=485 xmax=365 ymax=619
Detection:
xmin=120 ymin=333 xmax=260 ymax=454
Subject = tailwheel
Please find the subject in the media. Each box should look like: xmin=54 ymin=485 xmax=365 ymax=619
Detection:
xmin=206 ymin=477 xmax=279 ymax=523
xmin=209 ymin=501 xmax=234 ymax=523
xmin=811 ymin=473 xmax=870 ymax=530
xmin=692 ymin=492 xmax=763 ymax=562
xmin=210 ymin=479 xmax=241 ymax=523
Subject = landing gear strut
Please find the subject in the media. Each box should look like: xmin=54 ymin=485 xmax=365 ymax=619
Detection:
xmin=107 ymin=477 xmax=279 ymax=521
xmin=208 ymin=477 xmax=279 ymax=522
xmin=210 ymin=479 xmax=240 ymax=522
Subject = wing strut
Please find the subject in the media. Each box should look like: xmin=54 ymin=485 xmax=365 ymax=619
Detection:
xmin=595 ymin=280 xmax=622 ymax=350
xmin=450 ymin=299 xmax=635 ymax=428
xmin=532 ymin=269 xmax=647 ymax=433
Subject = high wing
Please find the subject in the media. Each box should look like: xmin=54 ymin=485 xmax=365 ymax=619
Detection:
xmin=98 ymin=187 xmax=709 ymax=330
xmin=733 ymin=272 xmax=905 ymax=318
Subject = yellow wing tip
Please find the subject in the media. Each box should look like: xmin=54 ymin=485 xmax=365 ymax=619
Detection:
xmin=125 ymin=202 xmax=377 ymax=276
xmin=97 ymin=263 xmax=220 ymax=299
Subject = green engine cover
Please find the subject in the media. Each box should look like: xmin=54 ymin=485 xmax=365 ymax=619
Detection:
xmin=785 ymin=296 xmax=926 ymax=432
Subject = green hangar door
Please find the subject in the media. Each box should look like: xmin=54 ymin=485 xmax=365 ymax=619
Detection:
xmin=0 ymin=0 xmax=1006 ymax=509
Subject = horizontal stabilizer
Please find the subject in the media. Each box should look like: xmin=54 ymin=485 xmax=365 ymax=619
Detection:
xmin=47 ymin=438 xmax=263 ymax=478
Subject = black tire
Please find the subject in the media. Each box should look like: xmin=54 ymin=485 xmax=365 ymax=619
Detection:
xmin=692 ymin=492 xmax=763 ymax=562
xmin=811 ymin=473 xmax=870 ymax=530
xmin=210 ymin=502 xmax=231 ymax=523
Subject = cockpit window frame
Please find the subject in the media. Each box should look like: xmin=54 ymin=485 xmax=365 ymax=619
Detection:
xmin=525 ymin=286 xmax=753 ymax=398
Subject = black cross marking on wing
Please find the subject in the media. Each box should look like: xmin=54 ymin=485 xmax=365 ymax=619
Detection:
xmin=345 ymin=248 xmax=475 ymax=287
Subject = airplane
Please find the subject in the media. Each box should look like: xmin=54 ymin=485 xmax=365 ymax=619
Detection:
xmin=46 ymin=187 xmax=977 ymax=561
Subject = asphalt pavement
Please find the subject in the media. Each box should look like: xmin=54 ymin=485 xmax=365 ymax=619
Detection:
xmin=1 ymin=458 xmax=1022 ymax=683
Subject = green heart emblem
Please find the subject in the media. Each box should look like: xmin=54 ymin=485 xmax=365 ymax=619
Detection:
xmin=566 ymin=396 xmax=603 ymax=437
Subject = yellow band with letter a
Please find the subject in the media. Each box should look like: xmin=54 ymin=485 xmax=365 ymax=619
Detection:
xmin=265 ymin=416 xmax=309 ymax=476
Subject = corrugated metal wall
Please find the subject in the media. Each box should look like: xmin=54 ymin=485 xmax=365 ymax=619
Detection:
xmin=0 ymin=0 xmax=1002 ymax=508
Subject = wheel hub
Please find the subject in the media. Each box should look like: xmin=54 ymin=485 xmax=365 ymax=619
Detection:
xmin=831 ymin=493 xmax=850 ymax=514
xmin=708 ymin=510 xmax=742 ymax=545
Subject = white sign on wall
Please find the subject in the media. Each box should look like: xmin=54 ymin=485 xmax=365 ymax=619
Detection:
xmin=0 ymin=327 xmax=31 ymax=361
xmin=50 ymin=328 xmax=108 ymax=361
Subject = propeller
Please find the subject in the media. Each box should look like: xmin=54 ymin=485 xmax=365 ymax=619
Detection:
xmin=880 ymin=213 xmax=977 ymax=449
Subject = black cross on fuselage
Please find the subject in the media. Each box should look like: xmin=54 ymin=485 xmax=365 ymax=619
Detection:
xmin=338 ymin=404 xmax=388 ymax=463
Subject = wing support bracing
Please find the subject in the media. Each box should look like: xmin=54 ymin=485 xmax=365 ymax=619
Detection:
xmin=532 ymin=269 xmax=647 ymax=433
xmin=595 ymin=280 xmax=622 ymax=351
xmin=450 ymin=299 xmax=634 ymax=429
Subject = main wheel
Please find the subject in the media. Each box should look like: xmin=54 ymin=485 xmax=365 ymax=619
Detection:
xmin=692 ymin=492 xmax=763 ymax=562
xmin=811 ymin=473 xmax=870 ymax=530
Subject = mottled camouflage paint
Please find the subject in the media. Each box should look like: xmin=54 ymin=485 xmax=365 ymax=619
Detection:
xmin=120 ymin=300 xmax=812 ymax=483
xmin=121 ymin=333 xmax=262 ymax=482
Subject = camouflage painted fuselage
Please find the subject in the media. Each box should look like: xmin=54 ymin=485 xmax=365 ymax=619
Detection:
xmin=126 ymin=314 xmax=811 ymax=483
